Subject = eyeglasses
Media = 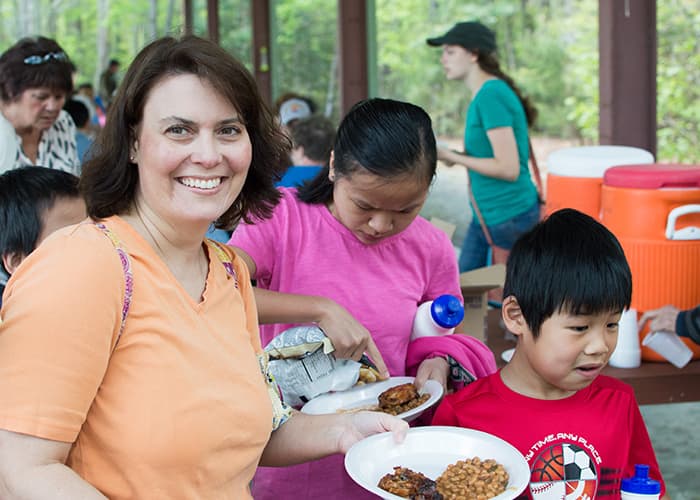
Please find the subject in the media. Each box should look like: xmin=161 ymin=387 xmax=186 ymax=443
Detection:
xmin=23 ymin=52 xmax=68 ymax=65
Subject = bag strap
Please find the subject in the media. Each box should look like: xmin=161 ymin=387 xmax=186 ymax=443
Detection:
xmin=94 ymin=222 xmax=133 ymax=350
xmin=206 ymin=239 xmax=239 ymax=287
xmin=93 ymin=223 xmax=239 ymax=351
xmin=528 ymin=138 xmax=544 ymax=201
xmin=468 ymin=184 xmax=496 ymax=249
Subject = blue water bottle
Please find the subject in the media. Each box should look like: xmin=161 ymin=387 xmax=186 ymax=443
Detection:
xmin=621 ymin=464 xmax=661 ymax=499
xmin=411 ymin=294 xmax=465 ymax=340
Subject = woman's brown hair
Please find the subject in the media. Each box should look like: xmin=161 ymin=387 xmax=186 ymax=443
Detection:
xmin=80 ymin=35 xmax=290 ymax=228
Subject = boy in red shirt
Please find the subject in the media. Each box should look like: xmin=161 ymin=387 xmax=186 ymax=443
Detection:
xmin=433 ymin=208 xmax=667 ymax=499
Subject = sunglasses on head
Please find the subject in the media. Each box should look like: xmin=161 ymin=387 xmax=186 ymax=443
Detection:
xmin=23 ymin=52 xmax=68 ymax=65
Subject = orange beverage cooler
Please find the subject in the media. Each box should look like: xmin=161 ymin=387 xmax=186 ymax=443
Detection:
xmin=601 ymin=164 xmax=700 ymax=361
xmin=545 ymin=146 xmax=654 ymax=219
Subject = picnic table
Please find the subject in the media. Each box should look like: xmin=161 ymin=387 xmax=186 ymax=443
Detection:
xmin=484 ymin=309 xmax=700 ymax=405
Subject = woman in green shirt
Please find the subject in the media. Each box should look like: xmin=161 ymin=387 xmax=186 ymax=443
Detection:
xmin=427 ymin=21 xmax=540 ymax=272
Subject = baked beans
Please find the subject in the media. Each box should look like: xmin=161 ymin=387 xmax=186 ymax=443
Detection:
xmin=436 ymin=457 xmax=509 ymax=500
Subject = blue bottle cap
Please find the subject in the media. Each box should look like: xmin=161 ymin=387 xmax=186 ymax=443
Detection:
xmin=430 ymin=294 xmax=465 ymax=328
xmin=621 ymin=464 xmax=661 ymax=495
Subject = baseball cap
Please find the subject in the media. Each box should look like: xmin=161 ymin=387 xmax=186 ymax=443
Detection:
xmin=426 ymin=21 xmax=497 ymax=54
xmin=279 ymin=98 xmax=312 ymax=126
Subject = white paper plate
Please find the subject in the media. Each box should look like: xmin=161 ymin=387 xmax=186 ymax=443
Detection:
xmin=345 ymin=426 xmax=530 ymax=500
xmin=300 ymin=376 xmax=443 ymax=422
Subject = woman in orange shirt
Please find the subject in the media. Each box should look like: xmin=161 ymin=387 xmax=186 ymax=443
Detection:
xmin=0 ymin=35 xmax=406 ymax=499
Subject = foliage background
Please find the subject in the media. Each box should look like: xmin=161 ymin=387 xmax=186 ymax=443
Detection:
xmin=0 ymin=0 xmax=698 ymax=161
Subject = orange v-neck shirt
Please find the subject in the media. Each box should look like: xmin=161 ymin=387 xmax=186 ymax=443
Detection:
xmin=0 ymin=216 xmax=273 ymax=498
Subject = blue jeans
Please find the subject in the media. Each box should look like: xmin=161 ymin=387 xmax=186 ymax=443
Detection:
xmin=459 ymin=201 xmax=541 ymax=272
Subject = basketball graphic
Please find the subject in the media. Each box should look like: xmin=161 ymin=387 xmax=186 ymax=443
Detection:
xmin=531 ymin=444 xmax=565 ymax=482
xmin=530 ymin=443 xmax=598 ymax=500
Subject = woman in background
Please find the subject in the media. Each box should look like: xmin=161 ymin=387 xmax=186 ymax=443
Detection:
xmin=0 ymin=36 xmax=79 ymax=174
xmin=427 ymin=21 xmax=540 ymax=272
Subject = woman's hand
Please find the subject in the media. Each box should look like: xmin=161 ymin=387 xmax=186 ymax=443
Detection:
xmin=437 ymin=146 xmax=457 ymax=167
xmin=317 ymin=299 xmax=390 ymax=378
xmin=639 ymin=305 xmax=681 ymax=334
xmin=335 ymin=411 xmax=409 ymax=454
xmin=414 ymin=356 xmax=449 ymax=392
xmin=261 ymin=410 xmax=408 ymax=466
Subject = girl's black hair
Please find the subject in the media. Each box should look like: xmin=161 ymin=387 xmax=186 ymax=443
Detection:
xmin=297 ymin=98 xmax=436 ymax=204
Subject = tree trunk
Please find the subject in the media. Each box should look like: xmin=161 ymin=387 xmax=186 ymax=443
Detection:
xmin=149 ymin=0 xmax=158 ymax=39
xmin=324 ymin=41 xmax=338 ymax=118
xmin=165 ymin=0 xmax=176 ymax=34
xmin=94 ymin=0 xmax=110 ymax=90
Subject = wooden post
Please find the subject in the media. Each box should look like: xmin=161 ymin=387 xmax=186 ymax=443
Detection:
xmin=599 ymin=0 xmax=657 ymax=156
xmin=338 ymin=0 xmax=369 ymax=116
xmin=251 ymin=0 xmax=272 ymax=105
xmin=183 ymin=0 xmax=193 ymax=35
xmin=207 ymin=0 xmax=219 ymax=44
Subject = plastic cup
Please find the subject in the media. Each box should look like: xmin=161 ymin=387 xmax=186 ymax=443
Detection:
xmin=642 ymin=330 xmax=693 ymax=369
xmin=609 ymin=308 xmax=641 ymax=368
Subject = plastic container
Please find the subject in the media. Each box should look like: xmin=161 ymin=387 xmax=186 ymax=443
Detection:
xmin=609 ymin=308 xmax=641 ymax=368
xmin=600 ymin=164 xmax=700 ymax=362
xmin=641 ymin=330 xmax=693 ymax=369
xmin=545 ymin=146 xmax=654 ymax=219
xmin=411 ymin=294 xmax=465 ymax=340
xmin=621 ymin=464 xmax=661 ymax=499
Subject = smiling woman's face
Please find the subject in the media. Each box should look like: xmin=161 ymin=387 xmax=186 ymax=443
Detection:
xmin=6 ymin=87 xmax=66 ymax=132
xmin=131 ymin=73 xmax=253 ymax=231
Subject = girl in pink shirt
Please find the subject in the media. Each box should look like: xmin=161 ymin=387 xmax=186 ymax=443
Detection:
xmin=230 ymin=98 xmax=470 ymax=499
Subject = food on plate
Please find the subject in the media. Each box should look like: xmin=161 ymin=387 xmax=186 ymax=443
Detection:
xmin=378 ymin=466 xmax=443 ymax=499
xmin=377 ymin=458 xmax=508 ymax=500
xmin=358 ymin=364 xmax=382 ymax=384
xmin=435 ymin=457 xmax=509 ymax=499
xmin=334 ymin=381 xmax=431 ymax=416
xmin=377 ymin=382 xmax=430 ymax=416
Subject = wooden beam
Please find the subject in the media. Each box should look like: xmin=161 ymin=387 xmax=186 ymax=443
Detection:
xmin=338 ymin=0 xmax=369 ymax=115
xmin=183 ymin=0 xmax=193 ymax=35
xmin=207 ymin=0 xmax=220 ymax=44
xmin=251 ymin=0 xmax=272 ymax=105
xmin=599 ymin=0 xmax=657 ymax=156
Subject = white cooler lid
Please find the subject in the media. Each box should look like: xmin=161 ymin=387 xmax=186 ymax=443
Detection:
xmin=547 ymin=146 xmax=654 ymax=178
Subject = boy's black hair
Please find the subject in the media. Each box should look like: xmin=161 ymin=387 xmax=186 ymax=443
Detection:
xmin=0 ymin=166 xmax=80 ymax=274
xmin=503 ymin=208 xmax=632 ymax=336
xmin=288 ymin=115 xmax=335 ymax=165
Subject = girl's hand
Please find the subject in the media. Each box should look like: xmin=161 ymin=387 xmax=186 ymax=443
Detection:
xmin=335 ymin=411 xmax=408 ymax=454
xmin=414 ymin=356 xmax=449 ymax=392
xmin=317 ymin=299 xmax=390 ymax=378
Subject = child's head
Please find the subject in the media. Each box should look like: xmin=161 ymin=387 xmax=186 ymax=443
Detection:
xmin=501 ymin=209 xmax=632 ymax=397
xmin=64 ymin=98 xmax=90 ymax=130
xmin=503 ymin=208 xmax=632 ymax=336
xmin=288 ymin=115 xmax=335 ymax=166
xmin=297 ymin=98 xmax=436 ymax=244
xmin=0 ymin=166 xmax=85 ymax=275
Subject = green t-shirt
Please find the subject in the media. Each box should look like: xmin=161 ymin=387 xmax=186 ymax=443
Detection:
xmin=464 ymin=79 xmax=538 ymax=225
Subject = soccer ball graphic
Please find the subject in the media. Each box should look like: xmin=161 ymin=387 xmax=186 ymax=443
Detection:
xmin=530 ymin=443 xmax=598 ymax=500
xmin=564 ymin=444 xmax=596 ymax=481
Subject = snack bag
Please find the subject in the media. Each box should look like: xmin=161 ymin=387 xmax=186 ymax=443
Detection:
xmin=265 ymin=325 xmax=373 ymax=407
